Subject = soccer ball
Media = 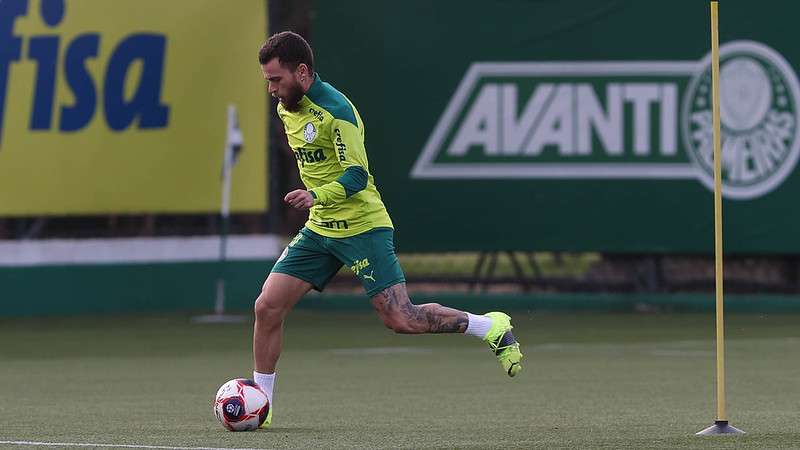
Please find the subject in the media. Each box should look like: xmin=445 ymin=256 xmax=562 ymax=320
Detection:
xmin=213 ymin=378 xmax=270 ymax=431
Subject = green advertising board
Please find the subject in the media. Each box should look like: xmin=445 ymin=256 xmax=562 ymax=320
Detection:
xmin=311 ymin=0 xmax=800 ymax=253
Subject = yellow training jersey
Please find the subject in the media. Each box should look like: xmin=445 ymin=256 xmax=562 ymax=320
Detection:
xmin=277 ymin=73 xmax=393 ymax=237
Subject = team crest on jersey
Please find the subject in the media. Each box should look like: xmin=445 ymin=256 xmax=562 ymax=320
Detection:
xmin=303 ymin=122 xmax=317 ymax=143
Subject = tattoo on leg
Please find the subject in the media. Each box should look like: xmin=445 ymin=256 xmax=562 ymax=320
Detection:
xmin=374 ymin=284 xmax=468 ymax=333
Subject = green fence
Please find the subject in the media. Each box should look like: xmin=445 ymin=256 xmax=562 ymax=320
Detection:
xmin=4 ymin=262 xmax=800 ymax=316
xmin=0 ymin=261 xmax=272 ymax=316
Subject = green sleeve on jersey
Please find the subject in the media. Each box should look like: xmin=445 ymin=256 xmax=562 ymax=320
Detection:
xmin=339 ymin=166 xmax=368 ymax=196
xmin=311 ymin=166 xmax=367 ymax=205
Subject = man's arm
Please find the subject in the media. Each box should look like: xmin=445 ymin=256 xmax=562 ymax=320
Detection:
xmin=287 ymin=119 xmax=369 ymax=210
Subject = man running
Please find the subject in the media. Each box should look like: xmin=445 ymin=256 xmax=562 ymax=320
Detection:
xmin=253 ymin=31 xmax=523 ymax=427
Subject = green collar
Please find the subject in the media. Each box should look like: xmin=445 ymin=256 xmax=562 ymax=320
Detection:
xmin=304 ymin=73 xmax=323 ymax=104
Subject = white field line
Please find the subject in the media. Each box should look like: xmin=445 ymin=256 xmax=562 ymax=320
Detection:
xmin=0 ymin=441 xmax=270 ymax=450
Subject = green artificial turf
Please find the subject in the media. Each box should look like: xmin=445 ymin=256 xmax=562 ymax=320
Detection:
xmin=1 ymin=312 xmax=798 ymax=449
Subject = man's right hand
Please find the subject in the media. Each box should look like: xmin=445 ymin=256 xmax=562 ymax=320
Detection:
xmin=284 ymin=189 xmax=315 ymax=210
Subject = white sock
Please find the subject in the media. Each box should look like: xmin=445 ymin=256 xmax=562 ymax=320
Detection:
xmin=253 ymin=371 xmax=276 ymax=405
xmin=464 ymin=313 xmax=493 ymax=339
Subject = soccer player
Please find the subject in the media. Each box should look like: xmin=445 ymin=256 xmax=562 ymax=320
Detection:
xmin=253 ymin=31 xmax=523 ymax=427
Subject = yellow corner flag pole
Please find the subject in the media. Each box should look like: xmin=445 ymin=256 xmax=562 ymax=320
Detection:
xmin=696 ymin=0 xmax=745 ymax=436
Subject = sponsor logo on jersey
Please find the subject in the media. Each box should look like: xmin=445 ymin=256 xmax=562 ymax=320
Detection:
xmin=308 ymin=106 xmax=324 ymax=122
xmin=312 ymin=219 xmax=348 ymax=229
xmin=412 ymin=41 xmax=800 ymax=199
xmin=294 ymin=148 xmax=326 ymax=167
xmin=333 ymin=128 xmax=347 ymax=161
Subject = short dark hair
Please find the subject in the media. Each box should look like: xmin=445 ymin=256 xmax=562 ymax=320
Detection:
xmin=258 ymin=31 xmax=314 ymax=72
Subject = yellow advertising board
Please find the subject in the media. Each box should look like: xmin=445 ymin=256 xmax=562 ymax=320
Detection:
xmin=0 ymin=0 xmax=268 ymax=215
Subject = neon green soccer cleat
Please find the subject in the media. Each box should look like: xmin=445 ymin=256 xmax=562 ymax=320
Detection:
xmin=259 ymin=406 xmax=272 ymax=429
xmin=483 ymin=312 xmax=523 ymax=377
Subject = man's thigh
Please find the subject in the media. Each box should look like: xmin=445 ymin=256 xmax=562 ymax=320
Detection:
xmin=326 ymin=227 xmax=406 ymax=297
xmin=270 ymin=228 xmax=343 ymax=292
xmin=258 ymin=272 xmax=314 ymax=312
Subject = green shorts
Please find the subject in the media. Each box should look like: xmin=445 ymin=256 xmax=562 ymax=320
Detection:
xmin=271 ymin=227 xmax=405 ymax=297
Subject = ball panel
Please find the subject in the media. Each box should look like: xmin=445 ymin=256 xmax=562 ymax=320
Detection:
xmin=215 ymin=379 xmax=239 ymax=399
xmin=241 ymin=385 xmax=268 ymax=412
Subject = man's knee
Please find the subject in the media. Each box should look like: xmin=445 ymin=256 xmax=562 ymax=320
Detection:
xmin=371 ymin=283 xmax=423 ymax=333
xmin=254 ymin=292 xmax=286 ymax=325
xmin=253 ymin=273 xmax=312 ymax=324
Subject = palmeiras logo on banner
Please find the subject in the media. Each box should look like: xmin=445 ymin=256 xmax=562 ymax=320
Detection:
xmin=411 ymin=40 xmax=800 ymax=200
xmin=683 ymin=42 xmax=800 ymax=199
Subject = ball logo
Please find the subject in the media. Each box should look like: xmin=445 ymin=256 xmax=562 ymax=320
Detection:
xmin=303 ymin=122 xmax=317 ymax=143
xmin=683 ymin=41 xmax=800 ymax=199
xmin=221 ymin=398 xmax=244 ymax=421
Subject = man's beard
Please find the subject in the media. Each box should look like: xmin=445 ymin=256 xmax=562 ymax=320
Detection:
xmin=280 ymin=82 xmax=305 ymax=112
